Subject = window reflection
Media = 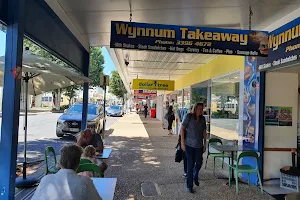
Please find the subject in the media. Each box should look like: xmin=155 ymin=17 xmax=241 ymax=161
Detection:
xmin=210 ymin=72 xmax=240 ymax=141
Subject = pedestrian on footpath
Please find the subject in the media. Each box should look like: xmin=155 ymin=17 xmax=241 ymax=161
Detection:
xmin=180 ymin=103 xmax=207 ymax=193
xmin=144 ymin=104 xmax=148 ymax=118
xmin=178 ymin=106 xmax=194 ymax=178
xmin=165 ymin=105 xmax=175 ymax=135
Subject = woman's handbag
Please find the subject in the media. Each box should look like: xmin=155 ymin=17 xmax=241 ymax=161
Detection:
xmin=175 ymin=143 xmax=183 ymax=163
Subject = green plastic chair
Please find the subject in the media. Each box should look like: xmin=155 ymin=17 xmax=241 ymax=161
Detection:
xmin=77 ymin=163 xmax=103 ymax=177
xmin=205 ymin=138 xmax=231 ymax=176
xmin=80 ymin=158 xmax=93 ymax=165
xmin=45 ymin=146 xmax=59 ymax=174
xmin=228 ymin=151 xmax=263 ymax=194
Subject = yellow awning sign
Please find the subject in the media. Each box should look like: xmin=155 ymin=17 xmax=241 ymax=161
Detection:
xmin=132 ymin=79 xmax=174 ymax=91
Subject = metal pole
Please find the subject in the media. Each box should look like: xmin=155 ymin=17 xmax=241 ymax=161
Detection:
xmin=0 ymin=0 xmax=25 ymax=195
xmin=103 ymin=76 xmax=107 ymax=132
xmin=22 ymin=73 xmax=29 ymax=179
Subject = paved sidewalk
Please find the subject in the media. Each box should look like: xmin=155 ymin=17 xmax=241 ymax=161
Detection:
xmin=104 ymin=113 xmax=274 ymax=200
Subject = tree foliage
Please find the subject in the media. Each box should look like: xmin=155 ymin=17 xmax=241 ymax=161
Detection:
xmin=63 ymin=85 xmax=80 ymax=105
xmin=109 ymin=70 xmax=127 ymax=100
xmin=89 ymin=47 xmax=104 ymax=87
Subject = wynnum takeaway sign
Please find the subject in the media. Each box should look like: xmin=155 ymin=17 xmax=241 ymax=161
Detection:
xmin=257 ymin=17 xmax=300 ymax=71
xmin=132 ymin=79 xmax=175 ymax=91
xmin=110 ymin=21 xmax=269 ymax=57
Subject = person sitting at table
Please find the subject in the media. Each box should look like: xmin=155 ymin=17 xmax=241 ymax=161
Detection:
xmin=77 ymin=129 xmax=108 ymax=173
xmin=78 ymin=145 xmax=108 ymax=177
xmin=77 ymin=128 xmax=104 ymax=152
xmin=32 ymin=144 xmax=102 ymax=200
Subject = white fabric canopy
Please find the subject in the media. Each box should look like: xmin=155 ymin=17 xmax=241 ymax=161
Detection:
xmin=0 ymin=50 xmax=91 ymax=95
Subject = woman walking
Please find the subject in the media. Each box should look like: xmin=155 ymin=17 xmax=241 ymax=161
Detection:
xmin=166 ymin=106 xmax=175 ymax=135
xmin=181 ymin=103 xmax=207 ymax=193
xmin=180 ymin=106 xmax=194 ymax=178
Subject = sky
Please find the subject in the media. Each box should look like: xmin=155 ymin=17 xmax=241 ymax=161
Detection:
xmin=101 ymin=46 xmax=116 ymax=76
xmin=0 ymin=30 xmax=115 ymax=75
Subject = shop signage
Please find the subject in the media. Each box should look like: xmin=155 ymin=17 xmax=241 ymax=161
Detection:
xmin=132 ymin=79 xmax=174 ymax=91
xmin=110 ymin=21 xmax=269 ymax=57
xmin=133 ymin=90 xmax=157 ymax=100
xmin=265 ymin=106 xmax=292 ymax=126
xmin=257 ymin=17 xmax=300 ymax=71
xmin=134 ymin=90 xmax=157 ymax=95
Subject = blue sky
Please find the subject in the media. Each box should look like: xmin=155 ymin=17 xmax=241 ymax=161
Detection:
xmin=101 ymin=46 xmax=115 ymax=76
xmin=0 ymin=31 xmax=115 ymax=74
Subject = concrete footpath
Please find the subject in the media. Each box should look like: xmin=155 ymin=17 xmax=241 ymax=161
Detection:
xmin=103 ymin=113 xmax=274 ymax=200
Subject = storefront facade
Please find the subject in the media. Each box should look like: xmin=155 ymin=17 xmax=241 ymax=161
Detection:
xmin=256 ymin=17 xmax=300 ymax=180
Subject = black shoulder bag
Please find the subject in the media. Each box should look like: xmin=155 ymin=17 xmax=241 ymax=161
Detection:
xmin=175 ymin=114 xmax=191 ymax=163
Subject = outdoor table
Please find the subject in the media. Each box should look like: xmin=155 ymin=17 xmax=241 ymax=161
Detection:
xmin=91 ymin=178 xmax=117 ymax=200
xmin=210 ymin=144 xmax=257 ymax=184
xmin=96 ymin=148 xmax=112 ymax=159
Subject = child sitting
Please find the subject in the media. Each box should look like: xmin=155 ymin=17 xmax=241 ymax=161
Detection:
xmin=78 ymin=145 xmax=107 ymax=177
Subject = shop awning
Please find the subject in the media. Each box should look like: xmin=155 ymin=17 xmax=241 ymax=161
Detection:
xmin=0 ymin=50 xmax=91 ymax=95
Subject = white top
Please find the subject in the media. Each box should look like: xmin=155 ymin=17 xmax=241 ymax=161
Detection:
xmin=32 ymin=169 xmax=102 ymax=200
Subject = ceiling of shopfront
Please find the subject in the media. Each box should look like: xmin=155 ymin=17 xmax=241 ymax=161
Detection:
xmin=46 ymin=0 xmax=300 ymax=92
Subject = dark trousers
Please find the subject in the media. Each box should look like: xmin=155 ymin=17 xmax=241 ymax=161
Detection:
xmin=183 ymin=151 xmax=187 ymax=174
xmin=186 ymin=145 xmax=203 ymax=189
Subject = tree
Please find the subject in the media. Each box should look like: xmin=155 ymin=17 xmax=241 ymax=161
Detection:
xmin=63 ymin=85 xmax=80 ymax=105
xmin=89 ymin=47 xmax=104 ymax=87
xmin=109 ymin=70 xmax=127 ymax=103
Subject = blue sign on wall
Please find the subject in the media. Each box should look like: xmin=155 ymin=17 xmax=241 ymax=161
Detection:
xmin=257 ymin=17 xmax=300 ymax=71
xmin=110 ymin=21 xmax=269 ymax=57
xmin=243 ymin=56 xmax=259 ymax=149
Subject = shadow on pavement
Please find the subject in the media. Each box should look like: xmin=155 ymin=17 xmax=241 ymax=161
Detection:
xmin=17 ymin=136 xmax=75 ymax=163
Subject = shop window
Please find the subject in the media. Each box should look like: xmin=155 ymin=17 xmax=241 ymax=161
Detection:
xmin=191 ymin=88 xmax=207 ymax=105
xmin=211 ymin=72 xmax=240 ymax=141
xmin=42 ymin=97 xmax=49 ymax=102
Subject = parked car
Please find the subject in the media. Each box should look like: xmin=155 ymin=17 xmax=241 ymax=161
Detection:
xmin=106 ymin=105 xmax=124 ymax=117
xmin=56 ymin=103 xmax=105 ymax=137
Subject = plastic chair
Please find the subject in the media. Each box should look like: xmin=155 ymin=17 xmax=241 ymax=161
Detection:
xmin=45 ymin=146 xmax=59 ymax=174
xmin=77 ymin=163 xmax=103 ymax=177
xmin=205 ymin=138 xmax=231 ymax=176
xmin=80 ymin=158 xmax=93 ymax=165
xmin=228 ymin=151 xmax=263 ymax=194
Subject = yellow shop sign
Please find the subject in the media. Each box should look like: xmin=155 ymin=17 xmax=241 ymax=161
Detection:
xmin=132 ymin=79 xmax=174 ymax=91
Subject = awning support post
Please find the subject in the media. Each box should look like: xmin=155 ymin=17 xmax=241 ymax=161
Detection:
xmin=0 ymin=0 xmax=25 ymax=197
xmin=81 ymin=53 xmax=90 ymax=131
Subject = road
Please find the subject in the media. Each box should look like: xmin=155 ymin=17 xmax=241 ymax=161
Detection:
xmin=14 ymin=113 xmax=120 ymax=163
xmin=210 ymin=118 xmax=238 ymax=131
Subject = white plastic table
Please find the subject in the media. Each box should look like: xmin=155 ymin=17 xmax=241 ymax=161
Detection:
xmin=96 ymin=148 xmax=112 ymax=159
xmin=91 ymin=178 xmax=117 ymax=200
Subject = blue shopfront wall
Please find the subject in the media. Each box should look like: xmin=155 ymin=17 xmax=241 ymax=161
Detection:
xmin=0 ymin=0 xmax=90 ymax=199
xmin=257 ymin=17 xmax=300 ymax=180
xmin=242 ymin=16 xmax=300 ymax=184
xmin=241 ymin=56 xmax=265 ymax=184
